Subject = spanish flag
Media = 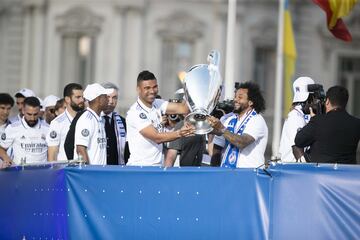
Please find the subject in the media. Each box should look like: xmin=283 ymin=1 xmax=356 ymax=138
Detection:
xmin=283 ymin=0 xmax=297 ymax=115
xmin=313 ymin=0 xmax=358 ymax=41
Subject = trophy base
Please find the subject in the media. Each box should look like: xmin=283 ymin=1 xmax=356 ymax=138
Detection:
xmin=185 ymin=112 xmax=213 ymax=135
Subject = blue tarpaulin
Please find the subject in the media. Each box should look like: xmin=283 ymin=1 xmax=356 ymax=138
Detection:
xmin=0 ymin=164 xmax=359 ymax=239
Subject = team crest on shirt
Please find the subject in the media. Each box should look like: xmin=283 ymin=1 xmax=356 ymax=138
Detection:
xmin=139 ymin=113 xmax=147 ymax=119
xmin=50 ymin=131 xmax=57 ymax=139
xmin=81 ymin=129 xmax=90 ymax=137
xmin=1 ymin=133 xmax=6 ymax=140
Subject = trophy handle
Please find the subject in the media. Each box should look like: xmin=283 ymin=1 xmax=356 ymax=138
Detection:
xmin=207 ymin=50 xmax=220 ymax=67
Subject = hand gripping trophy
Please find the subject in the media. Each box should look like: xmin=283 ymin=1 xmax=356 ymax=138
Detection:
xmin=183 ymin=50 xmax=223 ymax=134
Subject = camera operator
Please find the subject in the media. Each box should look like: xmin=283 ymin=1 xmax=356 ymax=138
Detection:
xmin=279 ymin=76 xmax=324 ymax=162
xmin=164 ymin=92 xmax=206 ymax=167
xmin=295 ymin=86 xmax=360 ymax=164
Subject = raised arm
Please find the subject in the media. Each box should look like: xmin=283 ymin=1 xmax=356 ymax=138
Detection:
xmin=140 ymin=123 xmax=194 ymax=144
xmin=207 ymin=116 xmax=255 ymax=150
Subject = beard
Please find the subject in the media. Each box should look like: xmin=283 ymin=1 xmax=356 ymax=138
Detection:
xmin=233 ymin=103 xmax=248 ymax=114
xmin=70 ymin=101 xmax=85 ymax=112
xmin=25 ymin=119 xmax=38 ymax=127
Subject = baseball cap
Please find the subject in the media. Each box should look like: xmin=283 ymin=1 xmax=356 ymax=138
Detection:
xmin=15 ymin=88 xmax=35 ymax=98
xmin=83 ymin=83 xmax=113 ymax=101
xmin=37 ymin=97 xmax=45 ymax=111
xmin=292 ymin=77 xmax=315 ymax=103
xmin=43 ymin=95 xmax=60 ymax=108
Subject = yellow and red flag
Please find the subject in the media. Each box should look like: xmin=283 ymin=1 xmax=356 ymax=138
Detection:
xmin=313 ymin=0 xmax=358 ymax=41
xmin=283 ymin=0 xmax=297 ymax=115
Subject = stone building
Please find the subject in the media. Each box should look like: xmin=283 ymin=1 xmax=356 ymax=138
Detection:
xmin=1 ymin=0 xmax=359 ymax=154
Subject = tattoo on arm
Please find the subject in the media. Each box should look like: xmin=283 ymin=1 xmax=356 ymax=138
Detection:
xmin=223 ymin=131 xmax=255 ymax=150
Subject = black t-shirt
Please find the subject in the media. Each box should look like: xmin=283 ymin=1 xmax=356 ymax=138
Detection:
xmin=168 ymin=120 xmax=206 ymax=166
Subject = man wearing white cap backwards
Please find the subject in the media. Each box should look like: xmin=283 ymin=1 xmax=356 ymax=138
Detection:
xmin=43 ymin=95 xmax=60 ymax=124
xmin=279 ymin=76 xmax=315 ymax=162
xmin=73 ymin=83 xmax=112 ymax=165
xmin=9 ymin=88 xmax=35 ymax=123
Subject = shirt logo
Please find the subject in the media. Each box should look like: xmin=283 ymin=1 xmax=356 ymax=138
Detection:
xmin=50 ymin=131 xmax=57 ymax=139
xmin=295 ymin=87 xmax=300 ymax=92
xmin=81 ymin=129 xmax=90 ymax=137
xmin=139 ymin=113 xmax=147 ymax=119
xmin=1 ymin=133 xmax=6 ymax=140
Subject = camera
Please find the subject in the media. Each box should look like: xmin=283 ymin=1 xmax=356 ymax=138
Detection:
xmin=303 ymin=84 xmax=326 ymax=115
xmin=211 ymin=100 xmax=234 ymax=119
xmin=167 ymin=98 xmax=182 ymax=122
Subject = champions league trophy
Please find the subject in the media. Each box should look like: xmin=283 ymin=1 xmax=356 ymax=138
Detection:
xmin=183 ymin=50 xmax=223 ymax=134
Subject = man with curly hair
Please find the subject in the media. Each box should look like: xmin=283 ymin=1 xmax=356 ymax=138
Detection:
xmin=208 ymin=82 xmax=268 ymax=168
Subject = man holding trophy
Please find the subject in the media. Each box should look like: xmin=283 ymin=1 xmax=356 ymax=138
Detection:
xmin=207 ymin=82 xmax=268 ymax=168
xmin=126 ymin=70 xmax=195 ymax=166
xmin=182 ymin=50 xmax=268 ymax=168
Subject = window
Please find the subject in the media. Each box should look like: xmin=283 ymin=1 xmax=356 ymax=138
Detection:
xmin=60 ymin=35 xmax=95 ymax=86
xmin=161 ymin=40 xmax=193 ymax=98
xmin=253 ymin=46 xmax=276 ymax=112
xmin=339 ymin=57 xmax=360 ymax=117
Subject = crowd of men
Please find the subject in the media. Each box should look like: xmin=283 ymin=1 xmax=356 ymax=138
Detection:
xmin=0 ymin=71 xmax=359 ymax=169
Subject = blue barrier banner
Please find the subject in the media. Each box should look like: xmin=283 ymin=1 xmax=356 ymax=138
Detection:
xmin=0 ymin=163 xmax=359 ymax=239
xmin=0 ymin=165 xmax=67 ymax=239
xmin=269 ymin=163 xmax=360 ymax=240
xmin=65 ymin=166 xmax=271 ymax=240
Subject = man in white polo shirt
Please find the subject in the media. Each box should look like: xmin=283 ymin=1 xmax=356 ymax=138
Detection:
xmin=0 ymin=97 xmax=49 ymax=167
xmin=46 ymin=83 xmax=84 ymax=161
xmin=74 ymin=83 xmax=112 ymax=165
xmin=126 ymin=70 xmax=195 ymax=166
xmin=0 ymin=93 xmax=15 ymax=167
xmin=208 ymin=82 xmax=268 ymax=168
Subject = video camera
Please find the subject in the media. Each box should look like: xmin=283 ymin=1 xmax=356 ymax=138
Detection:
xmin=211 ymin=99 xmax=234 ymax=119
xmin=303 ymin=84 xmax=326 ymax=115
xmin=167 ymin=98 xmax=182 ymax=122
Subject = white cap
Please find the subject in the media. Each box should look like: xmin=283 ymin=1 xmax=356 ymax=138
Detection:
xmin=37 ymin=97 xmax=45 ymax=111
xmin=292 ymin=77 xmax=315 ymax=103
xmin=43 ymin=95 xmax=60 ymax=108
xmin=15 ymin=88 xmax=35 ymax=98
xmin=83 ymin=83 xmax=113 ymax=101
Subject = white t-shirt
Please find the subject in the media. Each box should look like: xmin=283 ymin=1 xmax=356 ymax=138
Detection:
xmin=218 ymin=111 xmax=268 ymax=168
xmin=0 ymin=118 xmax=49 ymax=165
xmin=279 ymin=105 xmax=310 ymax=162
xmin=74 ymin=107 xmax=107 ymax=165
xmin=126 ymin=98 xmax=168 ymax=166
xmin=46 ymin=109 xmax=74 ymax=160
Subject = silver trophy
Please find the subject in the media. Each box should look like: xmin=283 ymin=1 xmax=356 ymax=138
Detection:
xmin=183 ymin=50 xmax=223 ymax=134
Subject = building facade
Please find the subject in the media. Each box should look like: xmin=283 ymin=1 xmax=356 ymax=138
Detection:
xmin=1 ymin=0 xmax=360 ymax=155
